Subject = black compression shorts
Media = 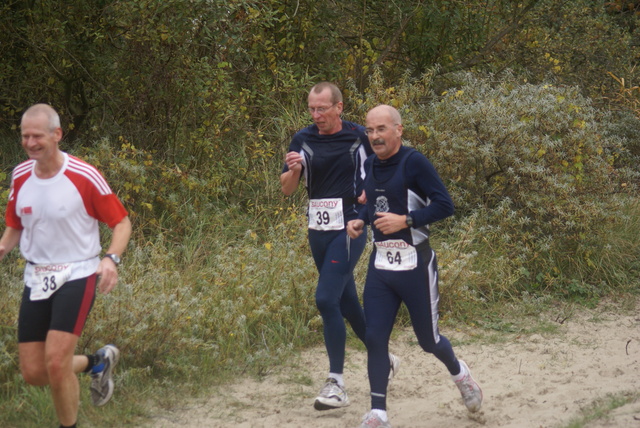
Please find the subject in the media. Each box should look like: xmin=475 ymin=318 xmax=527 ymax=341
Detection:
xmin=18 ymin=274 xmax=97 ymax=343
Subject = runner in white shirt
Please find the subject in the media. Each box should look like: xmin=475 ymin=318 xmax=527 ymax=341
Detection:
xmin=0 ymin=104 xmax=132 ymax=428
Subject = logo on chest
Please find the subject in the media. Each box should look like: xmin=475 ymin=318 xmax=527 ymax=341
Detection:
xmin=374 ymin=196 xmax=389 ymax=213
xmin=20 ymin=206 xmax=33 ymax=215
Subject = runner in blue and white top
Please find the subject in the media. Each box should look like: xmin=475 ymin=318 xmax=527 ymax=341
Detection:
xmin=283 ymin=117 xmax=370 ymax=228
xmin=347 ymin=104 xmax=483 ymax=428
xmin=280 ymin=83 xmax=400 ymax=412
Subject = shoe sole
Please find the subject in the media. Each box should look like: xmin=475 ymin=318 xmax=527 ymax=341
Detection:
xmin=314 ymin=398 xmax=350 ymax=411
xmin=93 ymin=345 xmax=120 ymax=406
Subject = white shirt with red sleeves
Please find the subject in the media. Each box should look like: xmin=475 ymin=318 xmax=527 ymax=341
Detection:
xmin=5 ymin=152 xmax=128 ymax=285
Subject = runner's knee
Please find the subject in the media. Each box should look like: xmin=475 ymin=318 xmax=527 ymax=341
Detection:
xmin=20 ymin=363 xmax=48 ymax=386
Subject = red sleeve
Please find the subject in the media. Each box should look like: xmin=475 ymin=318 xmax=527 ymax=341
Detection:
xmin=90 ymin=191 xmax=129 ymax=228
xmin=4 ymin=162 xmax=32 ymax=230
xmin=65 ymin=157 xmax=128 ymax=228
xmin=5 ymin=181 xmax=22 ymax=230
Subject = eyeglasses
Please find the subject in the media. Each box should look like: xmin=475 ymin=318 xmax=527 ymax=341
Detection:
xmin=308 ymin=103 xmax=337 ymax=115
xmin=365 ymin=124 xmax=399 ymax=136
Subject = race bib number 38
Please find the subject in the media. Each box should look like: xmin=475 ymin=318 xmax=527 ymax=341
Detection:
xmin=374 ymin=239 xmax=418 ymax=271
xmin=29 ymin=263 xmax=73 ymax=301
xmin=308 ymin=198 xmax=344 ymax=231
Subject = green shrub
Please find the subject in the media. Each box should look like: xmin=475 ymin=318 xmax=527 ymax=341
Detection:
xmin=350 ymin=69 xmax=639 ymax=300
xmin=418 ymin=72 xmax=638 ymax=299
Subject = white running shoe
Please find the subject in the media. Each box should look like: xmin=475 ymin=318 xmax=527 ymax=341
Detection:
xmin=453 ymin=359 xmax=483 ymax=412
xmin=314 ymin=377 xmax=350 ymax=410
xmin=90 ymin=344 xmax=120 ymax=406
xmin=359 ymin=410 xmax=392 ymax=428
xmin=388 ymin=353 xmax=400 ymax=380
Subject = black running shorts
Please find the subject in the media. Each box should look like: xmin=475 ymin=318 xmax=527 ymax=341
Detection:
xmin=18 ymin=274 xmax=97 ymax=343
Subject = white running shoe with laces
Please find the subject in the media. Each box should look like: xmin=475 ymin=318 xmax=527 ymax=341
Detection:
xmin=453 ymin=359 xmax=483 ymax=412
xmin=359 ymin=410 xmax=392 ymax=428
xmin=314 ymin=377 xmax=350 ymax=410
xmin=90 ymin=344 xmax=120 ymax=406
xmin=388 ymin=353 xmax=400 ymax=380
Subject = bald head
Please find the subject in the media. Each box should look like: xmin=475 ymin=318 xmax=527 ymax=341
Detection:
xmin=366 ymin=104 xmax=402 ymax=126
xmin=365 ymin=104 xmax=404 ymax=160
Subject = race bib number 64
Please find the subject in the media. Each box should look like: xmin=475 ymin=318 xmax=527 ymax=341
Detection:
xmin=374 ymin=239 xmax=418 ymax=271
xmin=29 ymin=263 xmax=73 ymax=301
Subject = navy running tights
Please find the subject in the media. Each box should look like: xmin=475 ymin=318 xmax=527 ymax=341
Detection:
xmin=363 ymin=248 xmax=460 ymax=410
xmin=308 ymin=228 xmax=367 ymax=374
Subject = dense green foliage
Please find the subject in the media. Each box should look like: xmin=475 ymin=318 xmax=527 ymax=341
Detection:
xmin=1 ymin=0 xmax=640 ymax=426
xmin=351 ymin=69 xmax=640 ymax=307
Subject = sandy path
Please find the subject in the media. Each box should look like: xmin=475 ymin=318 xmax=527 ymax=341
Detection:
xmin=147 ymin=298 xmax=640 ymax=428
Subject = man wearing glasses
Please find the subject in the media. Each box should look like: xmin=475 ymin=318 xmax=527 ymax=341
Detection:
xmin=280 ymin=82 xmax=399 ymax=411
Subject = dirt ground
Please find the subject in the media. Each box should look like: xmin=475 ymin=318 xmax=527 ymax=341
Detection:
xmin=147 ymin=297 xmax=640 ymax=428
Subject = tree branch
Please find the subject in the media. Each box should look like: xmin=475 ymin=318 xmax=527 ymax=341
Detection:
xmin=444 ymin=0 xmax=541 ymax=74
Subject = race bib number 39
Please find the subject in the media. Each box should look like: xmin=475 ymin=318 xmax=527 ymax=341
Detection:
xmin=308 ymin=198 xmax=344 ymax=231
xmin=29 ymin=263 xmax=73 ymax=301
xmin=374 ymin=240 xmax=418 ymax=271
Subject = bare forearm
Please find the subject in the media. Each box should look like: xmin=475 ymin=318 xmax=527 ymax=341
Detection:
xmin=0 ymin=227 xmax=21 ymax=261
xmin=281 ymin=151 xmax=304 ymax=195
xmin=280 ymin=170 xmax=301 ymax=196
xmin=105 ymin=216 xmax=132 ymax=257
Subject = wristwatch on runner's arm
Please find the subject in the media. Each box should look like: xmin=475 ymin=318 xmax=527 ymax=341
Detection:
xmin=104 ymin=253 xmax=121 ymax=266
xmin=405 ymin=213 xmax=414 ymax=228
